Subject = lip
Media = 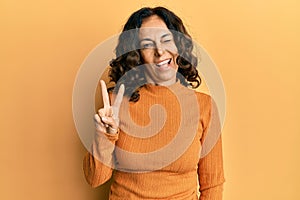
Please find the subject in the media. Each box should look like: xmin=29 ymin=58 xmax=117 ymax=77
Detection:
xmin=155 ymin=58 xmax=172 ymax=70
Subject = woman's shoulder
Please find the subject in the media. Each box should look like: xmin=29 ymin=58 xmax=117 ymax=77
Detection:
xmin=194 ymin=91 xmax=212 ymax=103
xmin=194 ymin=91 xmax=216 ymax=117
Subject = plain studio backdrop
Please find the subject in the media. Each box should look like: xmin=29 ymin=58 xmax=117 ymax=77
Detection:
xmin=1 ymin=0 xmax=299 ymax=199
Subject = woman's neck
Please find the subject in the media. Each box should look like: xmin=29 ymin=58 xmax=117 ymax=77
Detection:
xmin=144 ymin=73 xmax=177 ymax=86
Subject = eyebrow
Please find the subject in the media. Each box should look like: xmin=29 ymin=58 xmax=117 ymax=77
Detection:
xmin=161 ymin=33 xmax=172 ymax=39
xmin=140 ymin=38 xmax=153 ymax=42
xmin=140 ymin=33 xmax=172 ymax=42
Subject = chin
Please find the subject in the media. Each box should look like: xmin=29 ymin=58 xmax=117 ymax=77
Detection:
xmin=156 ymin=73 xmax=177 ymax=83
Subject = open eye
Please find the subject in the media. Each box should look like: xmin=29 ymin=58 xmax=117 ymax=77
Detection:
xmin=140 ymin=41 xmax=155 ymax=49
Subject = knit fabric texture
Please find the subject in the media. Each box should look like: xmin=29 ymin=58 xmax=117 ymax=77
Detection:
xmin=83 ymin=81 xmax=225 ymax=200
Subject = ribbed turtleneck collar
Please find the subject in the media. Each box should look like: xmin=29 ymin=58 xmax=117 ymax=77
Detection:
xmin=143 ymin=80 xmax=185 ymax=94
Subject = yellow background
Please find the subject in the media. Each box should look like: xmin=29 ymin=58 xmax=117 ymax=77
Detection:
xmin=1 ymin=0 xmax=299 ymax=199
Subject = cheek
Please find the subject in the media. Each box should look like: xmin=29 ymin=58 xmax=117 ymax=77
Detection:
xmin=165 ymin=43 xmax=178 ymax=55
xmin=141 ymin=51 xmax=154 ymax=64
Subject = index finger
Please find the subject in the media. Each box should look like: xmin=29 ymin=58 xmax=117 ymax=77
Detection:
xmin=100 ymin=80 xmax=110 ymax=109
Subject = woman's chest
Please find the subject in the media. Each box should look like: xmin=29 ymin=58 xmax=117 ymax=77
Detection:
xmin=114 ymin=92 xmax=202 ymax=173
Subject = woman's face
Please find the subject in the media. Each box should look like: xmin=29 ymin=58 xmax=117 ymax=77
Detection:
xmin=139 ymin=15 xmax=179 ymax=86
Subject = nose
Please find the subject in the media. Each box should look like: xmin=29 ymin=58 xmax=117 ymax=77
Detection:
xmin=154 ymin=45 xmax=164 ymax=57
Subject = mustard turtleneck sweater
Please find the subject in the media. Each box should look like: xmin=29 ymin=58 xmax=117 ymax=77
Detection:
xmin=83 ymin=82 xmax=225 ymax=199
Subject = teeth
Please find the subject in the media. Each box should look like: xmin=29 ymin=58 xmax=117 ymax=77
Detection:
xmin=156 ymin=59 xmax=171 ymax=67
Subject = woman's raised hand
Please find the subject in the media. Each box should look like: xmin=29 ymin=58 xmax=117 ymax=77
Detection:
xmin=94 ymin=80 xmax=125 ymax=134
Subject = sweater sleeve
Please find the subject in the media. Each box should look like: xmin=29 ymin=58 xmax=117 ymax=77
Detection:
xmin=83 ymin=131 xmax=118 ymax=188
xmin=197 ymin=95 xmax=225 ymax=200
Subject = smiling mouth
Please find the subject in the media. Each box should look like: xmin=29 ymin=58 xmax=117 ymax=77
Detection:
xmin=156 ymin=59 xmax=171 ymax=67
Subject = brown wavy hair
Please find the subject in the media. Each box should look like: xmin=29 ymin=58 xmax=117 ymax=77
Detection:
xmin=109 ymin=7 xmax=201 ymax=102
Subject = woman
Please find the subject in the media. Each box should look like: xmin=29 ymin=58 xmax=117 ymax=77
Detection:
xmin=83 ymin=7 xmax=225 ymax=200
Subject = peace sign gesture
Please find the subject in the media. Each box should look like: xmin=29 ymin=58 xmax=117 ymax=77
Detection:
xmin=94 ymin=80 xmax=125 ymax=134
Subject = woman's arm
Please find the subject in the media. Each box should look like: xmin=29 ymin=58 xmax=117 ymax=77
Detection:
xmin=83 ymin=132 xmax=118 ymax=187
xmin=197 ymin=94 xmax=225 ymax=199
xmin=83 ymin=81 xmax=124 ymax=187
xmin=198 ymin=136 xmax=225 ymax=200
